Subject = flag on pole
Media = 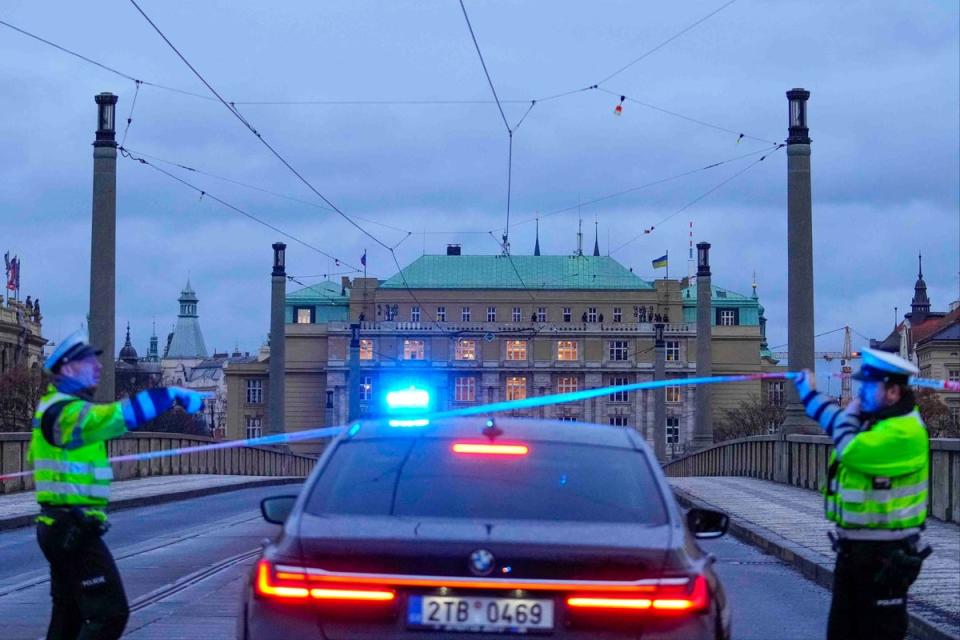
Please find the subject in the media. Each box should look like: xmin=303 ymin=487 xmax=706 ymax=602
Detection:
xmin=652 ymin=254 xmax=668 ymax=269
xmin=360 ymin=251 xmax=367 ymax=267
xmin=4 ymin=253 xmax=19 ymax=291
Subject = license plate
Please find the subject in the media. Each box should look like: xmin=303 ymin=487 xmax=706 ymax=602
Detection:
xmin=408 ymin=595 xmax=554 ymax=633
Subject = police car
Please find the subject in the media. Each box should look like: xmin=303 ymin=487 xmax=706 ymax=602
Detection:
xmin=238 ymin=387 xmax=731 ymax=640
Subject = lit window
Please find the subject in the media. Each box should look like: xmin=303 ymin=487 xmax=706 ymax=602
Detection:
xmin=556 ymin=340 xmax=578 ymax=361
xmin=609 ymin=416 xmax=629 ymax=427
xmin=719 ymin=309 xmax=737 ymax=326
xmin=666 ymin=340 xmax=680 ymax=362
xmin=562 ymin=307 xmax=571 ymax=322
xmin=613 ymin=307 xmax=622 ymax=323
xmin=455 ymin=377 xmax=476 ymax=402
xmin=587 ymin=307 xmax=598 ymax=323
xmin=411 ymin=306 xmax=421 ymax=323
xmin=245 ymin=415 xmax=262 ymax=440
xmin=462 ymin=306 xmax=471 ymax=322
xmin=536 ymin=307 xmax=547 ymax=322
xmin=487 ymin=306 xmax=496 ymax=322
xmin=359 ymin=339 xmax=374 ymax=360
xmin=246 ymin=379 xmax=263 ymax=404
xmin=609 ymin=376 xmax=629 ymax=402
xmin=506 ymin=376 xmax=527 ymax=401
xmin=512 ymin=306 xmax=521 ymax=322
xmin=360 ymin=376 xmax=373 ymax=401
xmin=455 ymin=339 xmax=476 ymax=361
xmin=666 ymin=386 xmax=682 ymax=404
xmin=506 ymin=339 xmax=527 ymax=361
xmin=295 ymin=307 xmax=313 ymax=324
xmin=666 ymin=416 xmax=680 ymax=444
xmin=767 ymin=381 xmax=785 ymax=406
xmin=437 ymin=306 xmax=446 ymax=322
xmin=609 ymin=340 xmax=629 ymax=361
xmin=403 ymin=339 xmax=425 ymax=360
xmin=557 ymin=376 xmax=579 ymax=394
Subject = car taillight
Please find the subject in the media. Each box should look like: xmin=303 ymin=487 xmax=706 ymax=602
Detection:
xmin=566 ymin=575 xmax=709 ymax=613
xmin=451 ymin=442 xmax=529 ymax=456
xmin=256 ymin=560 xmax=396 ymax=603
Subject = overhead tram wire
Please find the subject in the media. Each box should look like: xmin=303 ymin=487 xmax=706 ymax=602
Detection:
xmin=119 ymin=147 xmax=361 ymax=271
xmin=610 ymin=144 xmax=784 ymax=255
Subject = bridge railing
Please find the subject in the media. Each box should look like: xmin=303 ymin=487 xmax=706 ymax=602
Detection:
xmin=0 ymin=432 xmax=317 ymax=494
xmin=662 ymin=435 xmax=960 ymax=524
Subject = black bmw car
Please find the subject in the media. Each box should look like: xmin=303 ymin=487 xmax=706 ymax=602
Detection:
xmin=239 ymin=417 xmax=731 ymax=640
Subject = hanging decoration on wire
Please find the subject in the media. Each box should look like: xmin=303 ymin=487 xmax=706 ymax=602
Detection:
xmin=614 ymin=95 xmax=626 ymax=116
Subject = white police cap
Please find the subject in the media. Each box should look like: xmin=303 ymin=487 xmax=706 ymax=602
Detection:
xmin=43 ymin=330 xmax=103 ymax=373
xmin=852 ymin=348 xmax=919 ymax=384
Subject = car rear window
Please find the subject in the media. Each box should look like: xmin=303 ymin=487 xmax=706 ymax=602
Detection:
xmin=304 ymin=438 xmax=667 ymax=524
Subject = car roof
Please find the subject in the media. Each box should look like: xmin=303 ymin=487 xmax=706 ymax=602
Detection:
xmin=347 ymin=416 xmax=642 ymax=450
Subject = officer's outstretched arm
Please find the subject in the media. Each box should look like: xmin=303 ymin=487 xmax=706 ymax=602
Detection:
xmin=793 ymin=371 xmax=861 ymax=441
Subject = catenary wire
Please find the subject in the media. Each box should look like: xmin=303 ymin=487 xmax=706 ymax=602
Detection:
xmin=120 ymin=80 xmax=141 ymax=147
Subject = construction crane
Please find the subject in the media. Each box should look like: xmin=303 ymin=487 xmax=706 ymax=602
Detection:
xmin=771 ymin=326 xmax=861 ymax=407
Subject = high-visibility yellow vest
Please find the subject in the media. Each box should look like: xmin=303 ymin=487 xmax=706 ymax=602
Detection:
xmin=28 ymin=385 xmax=127 ymax=520
xmin=824 ymin=409 xmax=928 ymax=530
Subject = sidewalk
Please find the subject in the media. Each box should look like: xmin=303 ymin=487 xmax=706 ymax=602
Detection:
xmin=0 ymin=474 xmax=302 ymax=531
xmin=670 ymin=477 xmax=960 ymax=640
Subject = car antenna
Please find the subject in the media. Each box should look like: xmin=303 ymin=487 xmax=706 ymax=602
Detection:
xmin=482 ymin=418 xmax=503 ymax=442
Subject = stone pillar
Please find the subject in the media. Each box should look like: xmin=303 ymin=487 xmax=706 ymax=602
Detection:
xmin=348 ymin=323 xmax=361 ymax=420
xmin=692 ymin=242 xmax=714 ymax=450
xmin=269 ymin=243 xmax=286 ymax=437
xmin=654 ymin=323 xmax=666 ymax=462
xmin=90 ymin=92 xmax=118 ymax=402
xmin=781 ymin=88 xmax=819 ymax=438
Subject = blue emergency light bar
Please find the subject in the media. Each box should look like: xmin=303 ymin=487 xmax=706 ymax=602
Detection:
xmin=385 ymin=386 xmax=431 ymax=410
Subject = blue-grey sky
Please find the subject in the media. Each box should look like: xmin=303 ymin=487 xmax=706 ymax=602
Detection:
xmin=2 ymin=1 xmax=958 ymax=387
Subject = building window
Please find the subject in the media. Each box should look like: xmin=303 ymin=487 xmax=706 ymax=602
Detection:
xmin=403 ymin=339 xmax=425 ymax=360
xmin=557 ymin=376 xmax=579 ymax=394
xmin=360 ymin=376 xmax=372 ymax=401
xmin=487 ymin=306 xmax=497 ymax=322
xmin=294 ymin=306 xmax=314 ymax=324
xmin=609 ymin=416 xmax=629 ymax=427
xmin=613 ymin=307 xmax=622 ymax=323
xmin=461 ymin=306 xmax=471 ymax=322
xmin=411 ymin=306 xmax=421 ymax=323
xmin=384 ymin=304 xmax=398 ymax=321
xmin=246 ymin=379 xmax=263 ymax=404
xmin=666 ymin=386 xmax=682 ymax=404
xmin=609 ymin=340 xmax=629 ymax=361
xmin=948 ymin=369 xmax=960 ymax=382
xmin=563 ymin=307 xmax=572 ymax=322
xmin=556 ymin=340 xmax=578 ymax=361
xmin=506 ymin=376 xmax=527 ymax=401
xmin=512 ymin=306 xmax=521 ymax=322
xmin=536 ymin=307 xmax=547 ymax=322
xmin=950 ymin=406 xmax=960 ymax=428
xmin=245 ymin=416 xmax=262 ymax=440
xmin=437 ymin=306 xmax=446 ymax=322
xmin=718 ymin=308 xmax=738 ymax=326
xmin=558 ymin=416 xmax=577 ymax=422
xmin=455 ymin=377 xmax=476 ymax=402
xmin=506 ymin=340 xmax=527 ymax=361
xmin=325 ymin=389 xmax=334 ymax=409
xmin=587 ymin=307 xmax=598 ymax=323
xmin=609 ymin=376 xmax=629 ymax=402
xmin=360 ymin=338 xmax=374 ymax=360
xmin=666 ymin=340 xmax=680 ymax=361
xmin=666 ymin=416 xmax=680 ymax=445
xmin=455 ymin=338 xmax=477 ymax=361
xmin=767 ymin=381 xmax=785 ymax=406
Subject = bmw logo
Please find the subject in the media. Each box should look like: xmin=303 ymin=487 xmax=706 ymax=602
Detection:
xmin=469 ymin=549 xmax=495 ymax=576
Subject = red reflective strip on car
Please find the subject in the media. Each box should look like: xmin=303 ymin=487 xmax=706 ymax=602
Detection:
xmin=566 ymin=575 xmax=709 ymax=613
xmin=452 ymin=442 xmax=529 ymax=456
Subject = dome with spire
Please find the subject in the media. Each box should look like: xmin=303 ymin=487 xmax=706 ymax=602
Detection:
xmin=118 ymin=323 xmax=139 ymax=364
xmin=165 ymin=278 xmax=209 ymax=359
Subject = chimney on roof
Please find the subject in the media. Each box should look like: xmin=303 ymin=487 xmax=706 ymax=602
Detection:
xmin=446 ymin=244 xmax=461 ymax=256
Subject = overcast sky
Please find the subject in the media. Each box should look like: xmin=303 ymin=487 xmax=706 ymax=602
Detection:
xmin=2 ymin=1 xmax=958 ymax=388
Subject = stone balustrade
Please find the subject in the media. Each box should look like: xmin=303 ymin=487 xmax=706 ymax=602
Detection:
xmin=663 ymin=435 xmax=960 ymax=524
xmin=0 ymin=432 xmax=316 ymax=494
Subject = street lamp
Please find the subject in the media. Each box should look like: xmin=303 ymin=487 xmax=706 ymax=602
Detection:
xmin=696 ymin=242 xmax=711 ymax=276
xmin=95 ymin=92 xmax=117 ymax=145
xmin=272 ymin=242 xmax=286 ymax=277
xmin=787 ymin=88 xmax=811 ymax=145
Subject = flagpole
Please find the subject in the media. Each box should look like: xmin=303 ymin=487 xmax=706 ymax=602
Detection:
xmin=665 ymin=249 xmax=669 ymax=281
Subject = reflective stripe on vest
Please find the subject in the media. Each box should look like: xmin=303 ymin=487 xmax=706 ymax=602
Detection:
xmin=32 ymin=460 xmax=114 ymax=481
xmin=34 ymin=481 xmax=111 ymax=500
xmin=841 ymin=502 xmax=926 ymax=526
xmin=839 ymin=480 xmax=928 ymax=503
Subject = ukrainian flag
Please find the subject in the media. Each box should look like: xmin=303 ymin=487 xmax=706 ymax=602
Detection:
xmin=652 ymin=254 xmax=668 ymax=269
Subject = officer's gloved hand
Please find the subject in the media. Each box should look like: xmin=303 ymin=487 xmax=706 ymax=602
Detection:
xmin=792 ymin=369 xmax=816 ymax=400
xmin=168 ymin=387 xmax=209 ymax=414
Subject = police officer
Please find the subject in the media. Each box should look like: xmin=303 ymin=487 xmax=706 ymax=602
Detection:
xmin=30 ymin=331 xmax=207 ymax=640
xmin=792 ymin=348 xmax=931 ymax=640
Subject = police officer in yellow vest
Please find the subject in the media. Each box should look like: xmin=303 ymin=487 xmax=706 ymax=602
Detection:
xmin=792 ymin=348 xmax=931 ymax=640
xmin=30 ymin=331 xmax=206 ymax=640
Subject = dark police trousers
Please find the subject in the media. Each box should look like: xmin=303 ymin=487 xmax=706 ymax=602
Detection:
xmin=828 ymin=537 xmax=925 ymax=640
xmin=36 ymin=510 xmax=129 ymax=640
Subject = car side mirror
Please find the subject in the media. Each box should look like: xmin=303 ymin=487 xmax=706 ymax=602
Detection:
xmin=261 ymin=495 xmax=297 ymax=525
xmin=686 ymin=508 xmax=729 ymax=539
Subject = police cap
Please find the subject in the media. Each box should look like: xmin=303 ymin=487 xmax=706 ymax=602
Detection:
xmin=44 ymin=330 xmax=103 ymax=373
xmin=852 ymin=348 xmax=919 ymax=385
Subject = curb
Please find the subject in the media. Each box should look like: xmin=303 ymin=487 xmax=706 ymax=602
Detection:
xmin=673 ymin=487 xmax=960 ymax=640
xmin=0 ymin=477 xmax=303 ymax=532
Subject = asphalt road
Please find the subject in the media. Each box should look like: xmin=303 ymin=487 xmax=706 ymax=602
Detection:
xmin=0 ymin=486 xmax=878 ymax=640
